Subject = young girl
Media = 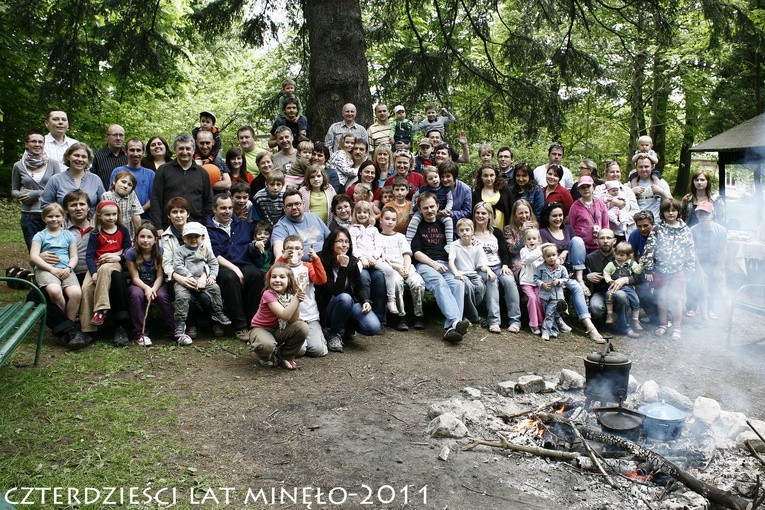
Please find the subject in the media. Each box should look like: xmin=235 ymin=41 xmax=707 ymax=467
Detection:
xmin=328 ymin=133 xmax=356 ymax=189
xmin=249 ymin=262 xmax=309 ymax=370
xmin=348 ymin=201 xmax=399 ymax=314
xmin=642 ymin=199 xmax=695 ymax=341
xmin=29 ymin=203 xmax=81 ymax=321
xmin=125 ymin=223 xmax=175 ymax=346
xmin=534 ymin=243 xmax=570 ymax=341
xmin=81 ymin=201 xmax=132 ymax=343
xmin=226 ymin=147 xmax=253 ymax=187
xmin=299 ymin=164 xmax=336 ymax=224
xmin=102 ymin=170 xmax=142 ymax=242
xmin=518 ymin=228 xmax=544 ymax=335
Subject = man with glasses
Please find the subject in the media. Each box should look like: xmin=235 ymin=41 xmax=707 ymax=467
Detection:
xmin=271 ymin=190 xmax=330 ymax=260
xmin=92 ymin=124 xmax=128 ymax=188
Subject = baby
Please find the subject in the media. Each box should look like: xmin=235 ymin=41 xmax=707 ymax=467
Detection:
xmin=604 ymin=181 xmax=634 ymax=237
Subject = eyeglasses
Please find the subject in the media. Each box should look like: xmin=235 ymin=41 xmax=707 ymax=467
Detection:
xmin=284 ymin=202 xmax=303 ymax=208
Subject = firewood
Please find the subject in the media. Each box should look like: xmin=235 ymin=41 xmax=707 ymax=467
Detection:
xmin=462 ymin=433 xmax=580 ymax=462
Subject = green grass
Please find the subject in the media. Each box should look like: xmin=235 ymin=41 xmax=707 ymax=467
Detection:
xmin=0 ymin=199 xmax=24 ymax=246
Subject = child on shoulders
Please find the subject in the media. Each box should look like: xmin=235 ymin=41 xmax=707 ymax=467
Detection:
xmin=191 ymin=111 xmax=222 ymax=164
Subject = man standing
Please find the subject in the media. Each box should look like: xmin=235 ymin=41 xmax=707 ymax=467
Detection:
xmin=367 ymin=103 xmax=392 ymax=151
xmin=110 ymin=138 xmax=154 ymax=219
xmin=497 ymin=147 xmax=514 ymax=180
xmin=411 ymin=192 xmax=470 ymax=344
xmin=324 ymin=103 xmax=368 ymax=152
xmin=631 ymin=155 xmax=671 ymax=219
xmin=271 ymin=126 xmax=298 ymax=174
xmin=268 ymin=97 xmax=307 ymax=149
xmin=237 ymin=126 xmax=259 ymax=175
xmin=533 ymin=143 xmax=574 ymax=189
xmin=151 ymin=133 xmax=214 ymax=230
xmin=271 ymin=190 xmax=330 ymax=260
xmin=585 ymin=228 xmax=640 ymax=338
xmin=195 ymin=130 xmax=231 ymax=193
xmin=206 ymin=194 xmax=263 ymax=340
xmin=43 ymin=109 xmax=78 ymax=165
xmin=92 ymin=124 xmax=128 ymax=189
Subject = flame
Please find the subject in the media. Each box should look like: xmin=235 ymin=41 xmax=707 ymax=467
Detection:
xmin=627 ymin=470 xmax=651 ymax=482
xmin=554 ymin=405 xmax=566 ymax=414
xmin=512 ymin=418 xmax=547 ymax=438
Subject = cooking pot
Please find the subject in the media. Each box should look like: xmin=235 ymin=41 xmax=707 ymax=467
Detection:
xmin=583 ymin=340 xmax=631 ymax=405
xmin=638 ymin=402 xmax=686 ymax=440
xmin=594 ymin=406 xmax=643 ymax=441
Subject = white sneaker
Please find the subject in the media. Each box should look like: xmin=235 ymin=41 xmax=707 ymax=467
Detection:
xmin=556 ymin=318 xmax=572 ymax=333
xmin=177 ymin=334 xmax=193 ymax=346
xmin=135 ymin=335 xmax=152 ymax=347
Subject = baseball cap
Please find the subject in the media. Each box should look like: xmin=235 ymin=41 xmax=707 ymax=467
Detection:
xmin=200 ymin=111 xmax=216 ymax=124
xmin=578 ymin=176 xmax=595 ymax=187
xmin=394 ymin=105 xmax=406 ymax=114
xmin=182 ymin=222 xmax=205 ymax=237
xmin=695 ymin=202 xmax=714 ymax=214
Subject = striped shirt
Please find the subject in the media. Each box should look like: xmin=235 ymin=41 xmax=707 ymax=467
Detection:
xmin=92 ymin=146 xmax=127 ymax=189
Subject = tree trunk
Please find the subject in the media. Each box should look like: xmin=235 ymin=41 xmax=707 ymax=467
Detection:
xmin=628 ymin=11 xmax=647 ymax=160
xmin=676 ymin=71 xmax=700 ymax=196
xmin=303 ymin=0 xmax=373 ymax=142
xmin=650 ymin=51 xmax=668 ymax=175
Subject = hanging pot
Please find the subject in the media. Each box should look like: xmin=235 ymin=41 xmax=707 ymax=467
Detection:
xmin=594 ymin=406 xmax=644 ymax=441
xmin=638 ymin=402 xmax=686 ymax=440
xmin=583 ymin=340 xmax=632 ymax=405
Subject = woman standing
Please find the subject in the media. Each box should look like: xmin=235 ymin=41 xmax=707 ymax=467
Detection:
xmin=473 ymin=202 xmax=522 ymax=333
xmin=543 ymin=164 xmax=573 ymax=214
xmin=472 ymin=163 xmax=514 ymax=229
xmin=41 ymin=143 xmax=104 ymax=215
xmin=373 ymin=145 xmax=394 ymax=188
xmin=681 ymin=170 xmax=725 ymax=226
xmin=12 ymin=129 xmax=62 ymax=248
xmin=142 ymin=136 xmax=172 ymax=171
xmin=570 ymin=159 xmax=604 ymax=201
xmin=511 ymin=162 xmax=544 ymax=219
xmin=226 ymin=147 xmax=253 ymax=187
xmin=251 ymin=151 xmax=274 ymax=195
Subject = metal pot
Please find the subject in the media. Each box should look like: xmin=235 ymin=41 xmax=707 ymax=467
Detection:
xmin=583 ymin=340 xmax=632 ymax=405
xmin=638 ymin=402 xmax=686 ymax=440
xmin=594 ymin=407 xmax=643 ymax=441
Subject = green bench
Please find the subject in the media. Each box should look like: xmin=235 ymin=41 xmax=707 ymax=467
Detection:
xmin=0 ymin=277 xmax=47 ymax=367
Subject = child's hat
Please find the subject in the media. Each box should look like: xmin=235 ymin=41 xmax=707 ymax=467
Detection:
xmin=182 ymin=222 xmax=205 ymax=237
xmin=696 ymin=201 xmax=715 ymax=214
xmin=418 ymin=137 xmax=432 ymax=147
xmin=577 ymin=176 xmax=595 ymax=187
xmin=394 ymin=105 xmax=406 ymax=114
xmin=200 ymin=110 xmax=216 ymax=123
xmin=605 ymin=180 xmax=621 ymax=190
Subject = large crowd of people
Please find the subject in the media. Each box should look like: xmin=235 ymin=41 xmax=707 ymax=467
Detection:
xmin=11 ymin=93 xmax=728 ymax=369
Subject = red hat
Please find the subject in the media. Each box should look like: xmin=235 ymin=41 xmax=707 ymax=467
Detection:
xmin=696 ymin=201 xmax=714 ymax=214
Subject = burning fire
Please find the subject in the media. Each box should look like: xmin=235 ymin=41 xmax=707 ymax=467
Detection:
xmin=512 ymin=418 xmax=547 ymax=438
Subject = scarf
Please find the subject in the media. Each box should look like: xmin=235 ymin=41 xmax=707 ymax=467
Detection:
xmin=24 ymin=152 xmax=49 ymax=171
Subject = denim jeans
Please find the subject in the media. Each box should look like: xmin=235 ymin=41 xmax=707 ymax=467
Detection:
xmin=565 ymin=279 xmax=591 ymax=320
xmin=462 ymin=273 xmax=487 ymax=323
xmin=484 ymin=264 xmax=521 ymax=327
xmin=361 ymin=268 xmax=387 ymax=325
xmin=541 ymin=299 xmax=561 ymax=336
xmin=568 ymin=236 xmax=587 ymax=271
xmin=590 ymin=290 xmax=630 ymax=333
xmin=416 ymin=261 xmax=465 ymax=329
xmin=325 ymin=293 xmax=381 ymax=337
xmin=21 ymin=212 xmax=45 ymax=251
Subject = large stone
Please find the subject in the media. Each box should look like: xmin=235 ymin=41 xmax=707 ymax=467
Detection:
xmin=428 ymin=398 xmax=486 ymax=424
xmin=542 ymin=380 xmax=557 ymax=393
xmin=426 ymin=413 xmax=468 ymax=438
xmin=659 ymin=491 xmax=708 ymax=510
xmin=558 ymin=369 xmax=586 ymax=390
xmin=628 ymin=375 xmax=638 ymax=393
xmin=496 ymin=381 xmax=516 ymax=397
xmin=693 ymin=397 xmax=721 ymax=424
xmin=736 ymin=419 xmax=765 ymax=445
xmin=637 ymin=380 xmax=660 ymax=402
xmin=515 ymin=375 xmax=546 ymax=393
xmin=717 ymin=411 xmax=750 ymax=440
xmin=461 ymin=386 xmax=482 ymax=399
xmin=659 ymin=386 xmax=693 ymax=410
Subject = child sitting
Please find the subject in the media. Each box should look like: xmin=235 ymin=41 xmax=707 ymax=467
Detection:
xmin=277 ymin=79 xmax=304 ymax=119
xmin=384 ymin=178 xmax=412 ymax=234
xmin=102 ymin=170 xmax=142 ymax=241
xmin=253 ymin=170 xmax=285 ymax=225
xmin=628 ymin=135 xmax=661 ymax=185
xmin=604 ymin=180 xmax=634 ymax=238
xmin=191 ymin=111 xmax=222 ymax=165
xmin=29 ymin=203 xmax=81 ymax=322
xmin=230 ymin=181 xmax=254 ymax=223
xmin=348 ymin=201 xmax=400 ymax=314
xmin=534 ymin=243 xmax=570 ymax=341
xmin=448 ymin=218 xmax=496 ymax=325
xmin=379 ymin=207 xmax=426 ymax=331
xmin=172 ymin=222 xmax=231 ymax=345
xmin=328 ymin=133 xmax=356 ymax=189
xmin=406 ymin=167 xmax=454 ymax=242
xmin=603 ymin=241 xmax=643 ymax=335
xmin=518 ymin=228 xmax=544 ymax=335
xmin=299 ymin=164 xmax=335 ymax=224
xmin=285 ymin=140 xmax=314 ymax=190
xmin=251 ymin=220 xmax=274 ymax=275
xmin=390 ymin=105 xmax=414 ymax=151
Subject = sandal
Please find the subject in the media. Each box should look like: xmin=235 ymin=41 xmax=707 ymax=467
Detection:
xmin=654 ymin=325 xmax=668 ymax=337
xmin=488 ymin=324 xmax=501 ymax=334
xmin=278 ymin=357 xmax=297 ymax=370
xmin=671 ymin=329 xmax=682 ymax=341
xmin=507 ymin=324 xmax=521 ymax=334
xmin=587 ymin=328 xmax=606 ymax=344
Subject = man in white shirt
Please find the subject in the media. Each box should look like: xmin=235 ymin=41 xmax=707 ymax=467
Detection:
xmin=533 ymin=143 xmax=574 ymax=189
xmin=43 ymin=109 xmax=78 ymax=165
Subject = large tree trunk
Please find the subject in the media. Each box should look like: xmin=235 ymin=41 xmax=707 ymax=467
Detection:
xmin=303 ymin=0 xmax=373 ymax=142
xmin=628 ymin=11 xmax=647 ymax=160
xmin=650 ymin=51 xmax=668 ymax=175
xmin=676 ymin=71 xmax=700 ymax=196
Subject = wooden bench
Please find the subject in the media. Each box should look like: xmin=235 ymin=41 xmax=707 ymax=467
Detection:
xmin=0 ymin=277 xmax=47 ymax=367
xmin=727 ymin=284 xmax=765 ymax=346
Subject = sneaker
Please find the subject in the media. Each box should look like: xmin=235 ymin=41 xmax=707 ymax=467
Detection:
xmin=211 ymin=312 xmax=232 ymax=326
xmin=443 ymin=328 xmax=463 ymax=343
xmin=632 ymin=319 xmax=644 ymax=331
xmin=236 ymin=329 xmax=250 ymax=342
xmin=386 ymin=300 xmax=399 ymax=315
xmin=605 ymin=312 xmax=615 ymax=324
xmin=343 ymin=331 xmax=357 ymax=343
xmin=455 ymin=319 xmax=470 ymax=336
xmin=186 ymin=325 xmax=199 ymax=339
xmin=556 ymin=318 xmax=572 ymax=333
xmin=135 ymin=335 xmax=152 ymax=347
xmin=67 ymin=331 xmax=90 ymax=351
xmin=177 ymin=334 xmax=193 ymax=346
xmin=174 ymin=322 xmax=186 ymax=338
xmin=530 ymin=327 xmax=541 ymax=335
xmin=327 ymin=335 xmax=343 ymax=352
xmin=541 ymin=333 xmax=551 ymax=341
xmin=90 ymin=310 xmax=107 ymax=326
xmin=626 ymin=329 xmax=640 ymax=338
xmin=113 ymin=326 xmax=129 ymax=347
xmin=278 ymin=357 xmax=297 ymax=370
xmin=396 ymin=316 xmax=409 ymax=331
xmin=257 ymin=355 xmax=278 ymax=367
xmin=413 ymin=316 xmax=426 ymax=330
xmin=507 ymin=323 xmax=521 ymax=334
xmin=488 ymin=324 xmax=501 ymax=334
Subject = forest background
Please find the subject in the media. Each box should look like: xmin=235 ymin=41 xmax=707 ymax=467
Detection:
xmin=0 ymin=0 xmax=763 ymax=197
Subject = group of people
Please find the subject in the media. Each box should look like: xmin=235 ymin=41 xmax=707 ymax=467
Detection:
xmin=11 ymin=100 xmax=728 ymax=370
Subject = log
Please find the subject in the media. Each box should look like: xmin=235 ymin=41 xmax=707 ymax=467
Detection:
xmin=463 ymin=433 xmax=580 ymax=462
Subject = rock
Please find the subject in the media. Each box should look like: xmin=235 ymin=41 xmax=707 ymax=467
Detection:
xmin=462 ymin=386 xmax=482 ymax=399
xmin=716 ymin=411 xmax=749 ymax=440
xmin=438 ymin=445 xmax=450 ymax=461
xmin=427 ymin=398 xmax=486 ymax=424
xmin=693 ymin=397 xmax=721 ymax=424
xmin=659 ymin=386 xmax=693 ymax=410
xmin=496 ymin=380 xmax=516 ymax=397
xmin=542 ymin=380 xmax=557 ymax=393
xmin=637 ymin=380 xmax=660 ymax=402
xmin=736 ymin=419 xmax=765 ymax=446
xmin=558 ymin=369 xmax=586 ymax=390
xmin=426 ymin=413 xmax=468 ymax=438
xmin=628 ymin=375 xmax=638 ymax=393
xmin=659 ymin=491 xmax=708 ymax=510
xmin=515 ymin=375 xmax=546 ymax=393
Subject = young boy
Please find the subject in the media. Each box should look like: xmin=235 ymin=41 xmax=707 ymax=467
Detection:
xmin=448 ymin=218 xmax=496 ymax=324
xmin=172 ymin=222 xmax=231 ymax=345
xmin=414 ymin=138 xmax=434 ymax=175
xmin=390 ymin=105 xmax=414 ymax=151
xmin=603 ymin=241 xmax=643 ymax=333
xmin=384 ymin=177 xmax=412 ymax=234
xmin=380 ymin=185 xmax=394 ymax=208
xmin=407 ymin=167 xmax=454 ymax=243
xmin=286 ymin=140 xmax=314 ymax=189
xmin=276 ymin=235 xmax=328 ymax=356
xmin=414 ymin=104 xmax=455 ymax=138
xmin=191 ymin=111 xmax=222 ymax=165
xmin=277 ymin=79 xmax=303 ymax=119
xmin=628 ymin=134 xmax=661 ymax=185
xmin=251 ymin=220 xmax=274 ymax=274
xmin=379 ymin=207 xmax=426 ymax=331
xmin=479 ymin=144 xmax=494 ymax=164
xmin=688 ymin=202 xmax=728 ymax=321
xmin=534 ymin=243 xmax=569 ymax=341
xmin=230 ymin=181 xmax=254 ymax=223
xmin=253 ymin=170 xmax=286 ymax=225
xmin=102 ymin=170 xmax=143 ymax=241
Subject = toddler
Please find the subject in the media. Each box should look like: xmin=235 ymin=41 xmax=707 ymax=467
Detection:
xmin=448 ymin=218 xmax=496 ymax=324
xmin=379 ymin=207 xmax=426 ymax=330
xmin=604 ymin=180 xmax=634 ymax=237
xmin=384 ymin=178 xmax=412 ymax=234
xmin=479 ymin=144 xmax=494 ymax=164
xmin=286 ymin=140 xmax=314 ymax=189
xmin=407 ymin=167 xmax=453 ymax=242
xmin=534 ymin=243 xmax=570 ymax=341
xmin=251 ymin=220 xmax=275 ymax=274
xmin=390 ymin=105 xmax=414 ymax=150
xmin=191 ymin=110 xmax=222 ymax=164
xmin=603 ymin=241 xmax=643 ymax=334
xmin=628 ymin=135 xmax=661 ymax=185
xmin=172 ymin=222 xmax=231 ymax=345
xmin=414 ymin=103 xmax=455 ymax=138
xmin=277 ymin=79 xmax=304 ymax=119
xmin=518 ymin=228 xmax=544 ymax=335
xmin=102 ymin=170 xmax=142 ymax=241
xmin=328 ymin=133 xmax=356 ymax=188
xmin=230 ymin=181 xmax=254 ymax=223
xmin=253 ymin=170 xmax=285 ymax=225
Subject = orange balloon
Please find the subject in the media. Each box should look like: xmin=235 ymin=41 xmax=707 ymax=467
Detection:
xmin=202 ymin=163 xmax=221 ymax=185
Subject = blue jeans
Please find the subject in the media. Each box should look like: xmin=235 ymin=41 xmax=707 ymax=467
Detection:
xmin=416 ymin=261 xmax=465 ymax=329
xmin=463 ymin=273 xmax=487 ymax=323
xmin=590 ymin=290 xmax=630 ymax=333
xmin=541 ymin=299 xmax=560 ymax=336
xmin=325 ymin=293 xmax=381 ymax=337
xmin=608 ymin=285 xmax=639 ymax=310
xmin=565 ymin=279 xmax=591 ymax=320
xmin=21 ymin=212 xmax=45 ymax=251
xmin=361 ymin=268 xmax=387 ymax=325
xmin=636 ymin=281 xmax=658 ymax=322
xmin=484 ymin=265 xmax=521 ymax=327
xmin=568 ymin=236 xmax=587 ymax=271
